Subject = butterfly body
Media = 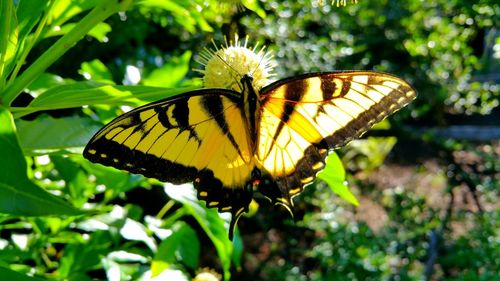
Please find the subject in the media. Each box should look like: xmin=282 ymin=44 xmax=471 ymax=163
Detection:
xmin=84 ymin=71 xmax=416 ymax=239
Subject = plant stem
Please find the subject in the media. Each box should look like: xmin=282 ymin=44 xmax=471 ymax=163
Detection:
xmin=8 ymin=0 xmax=55 ymax=84
xmin=2 ymin=0 xmax=132 ymax=107
xmin=0 ymin=0 xmax=15 ymax=92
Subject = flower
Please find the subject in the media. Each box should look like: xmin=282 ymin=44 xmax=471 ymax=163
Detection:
xmin=195 ymin=35 xmax=276 ymax=92
xmin=316 ymin=0 xmax=358 ymax=7
xmin=335 ymin=0 xmax=358 ymax=6
xmin=193 ymin=267 xmax=222 ymax=281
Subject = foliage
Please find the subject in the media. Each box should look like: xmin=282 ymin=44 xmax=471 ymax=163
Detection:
xmin=244 ymin=0 xmax=499 ymax=117
xmin=0 ymin=0 xmax=498 ymax=280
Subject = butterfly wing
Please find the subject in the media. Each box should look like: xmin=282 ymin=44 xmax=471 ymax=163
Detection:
xmin=84 ymin=89 xmax=256 ymax=237
xmin=256 ymin=71 xmax=416 ymax=208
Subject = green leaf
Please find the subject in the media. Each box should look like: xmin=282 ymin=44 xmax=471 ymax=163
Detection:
xmin=58 ymin=231 xmax=113 ymax=279
xmin=78 ymin=59 xmax=113 ymax=83
xmin=0 ymin=266 xmax=48 ymax=281
xmin=242 ymin=0 xmax=267 ymax=18
xmin=81 ymin=161 xmax=141 ymax=201
xmin=2 ymin=0 xmax=129 ymax=106
xmin=4 ymin=0 xmax=47 ymax=84
xmin=0 ymin=181 xmax=81 ymax=216
xmin=16 ymin=115 xmax=101 ymax=155
xmin=152 ymin=222 xmax=199 ymax=275
xmin=44 ymin=22 xmax=112 ymax=43
xmin=0 ymin=106 xmax=81 ymax=216
xmin=51 ymin=155 xmax=95 ymax=207
xmin=49 ymin=0 xmax=103 ymax=27
xmin=231 ymin=231 xmax=244 ymax=270
xmin=176 ymin=223 xmax=200 ymax=270
xmin=11 ymin=82 xmax=198 ymax=118
xmin=343 ymin=137 xmax=398 ymax=172
xmin=149 ymin=269 xmax=189 ymax=281
xmin=164 ymin=183 xmax=232 ymax=281
xmin=371 ymin=119 xmax=391 ymax=130
xmin=16 ymin=0 xmax=47 ymax=42
xmin=0 ymin=107 xmax=28 ymax=185
xmin=26 ymin=73 xmax=68 ymax=95
xmin=317 ymin=152 xmax=359 ymax=206
xmin=0 ymin=0 xmax=17 ymax=89
xmin=142 ymin=51 xmax=191 ymax=87
xmin=139 ymin=1 xmax=201 ymax=33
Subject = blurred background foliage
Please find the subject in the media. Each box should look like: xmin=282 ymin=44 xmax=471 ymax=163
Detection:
xmin=0 ymin=0 xmax=498 ymax=280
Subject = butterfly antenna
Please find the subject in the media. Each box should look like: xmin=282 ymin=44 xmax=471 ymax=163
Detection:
xmin=250 ymin=43 xmax=268 ymax=78
xmin=215 ymin=52 xmax=243 ymax=91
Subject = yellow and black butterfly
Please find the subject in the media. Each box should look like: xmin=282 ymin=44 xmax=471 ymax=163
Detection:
xmin=84 ymin=71 xmax=416 ymax=239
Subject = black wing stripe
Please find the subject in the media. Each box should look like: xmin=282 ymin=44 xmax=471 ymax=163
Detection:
xmin=202 ymin=95 xmax=245 ymax=160
xmin=266 ymin=81 xmax=308 ymax=159
xmin=320 ymin=76 xmax=337 ymax=100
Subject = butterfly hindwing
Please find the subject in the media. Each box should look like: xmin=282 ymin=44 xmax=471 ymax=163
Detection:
xmin=84 ymin=89 xmax=256 ymax=227
xmin=256 ymin=71 xmax=416 ymax=206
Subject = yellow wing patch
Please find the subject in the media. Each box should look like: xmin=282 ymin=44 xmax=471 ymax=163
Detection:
xmin=84 ymin=90 xmax=256 ymax=223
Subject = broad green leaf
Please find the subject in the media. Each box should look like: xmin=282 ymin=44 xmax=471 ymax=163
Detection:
xmin=188 ymin=10 xmax=214 ymax=32
xmin=164 ymin=183 xmax=232 ymax=281
xmin=26 ymin=73 xmax=68 ymax=96
xmin=3 ymin=0 xmax=47 ymax=82
xmin=242 ymin=0 xmax=267 ymax=18
xmin=87 ymin=22 xmax=112 ymax=42
xmin=16 ymin=0 xmax=47 ymax=42
xmin=176 ymin=223 xmax=200 ymax=270
xmin=0 ymin=106 xmax=80 ymax=216
xmin=151 ymin=222 xmax=199 ymax=275
xmin=44 ymin=22 xmax=112 ymax=43
xmin=0 ymin=107 xmax=27 ymax=185
xmin=317 ymin=152 xmax=359 ymax=206
xmin=142 ymin=51 xmax=191 ymax=87
xmin=16 ymin=115 xmax=101 ymax=155
xmin=151 ymin=224 xmax=180 ymax=275
xmin=371 ymin=119 xmax=391 ymax=130
xmin=58 ymin=231 xmax=113 ymax=279
xmin=231 ymin=230 xmax=244 ymax=270
xmin=0 ymin=181 xmax=81 ymax=216
xmin=79 ymin=59 xmax=113 ymax=83
xmin=343 ymin=137 xmax=397 ymax=172
xmin=0 ymin=267 xmax=47 ymax=281
xmin=51 ymin=155 xmax=96 ymax=207
xmin=150 ymin=269 xmax=189 ymax=281
xmin=11 ymin=82 xmax=198 ymax=118
xmin=81 ymin=160 xmax=142 ymax=201
xmin=138 ymin=0 xmax=205 ymax=33
xmin=0 ymin=0 xmax=17 ymax=88
xmin=49 ymin=0 xmax=103 ymax=27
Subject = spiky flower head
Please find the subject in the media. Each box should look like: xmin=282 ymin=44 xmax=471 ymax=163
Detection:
xmin=193 ymin=267 xmax=222 ymax=281
xmin=195 ymin=35 xmax=276 ymax=92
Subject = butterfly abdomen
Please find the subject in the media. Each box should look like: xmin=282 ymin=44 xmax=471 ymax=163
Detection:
xmin=241 ymin=75 xmax=261 ymax=150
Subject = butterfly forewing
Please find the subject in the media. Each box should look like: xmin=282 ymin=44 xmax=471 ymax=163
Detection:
xmin=84 ymin=90 xmax=256 ymax=224
xmin=256 ymin=71 xmax=416 ymax=205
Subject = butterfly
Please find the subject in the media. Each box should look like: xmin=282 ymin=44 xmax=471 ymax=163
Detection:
xmin=84 ymin=71 xmax=416 ymax=239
